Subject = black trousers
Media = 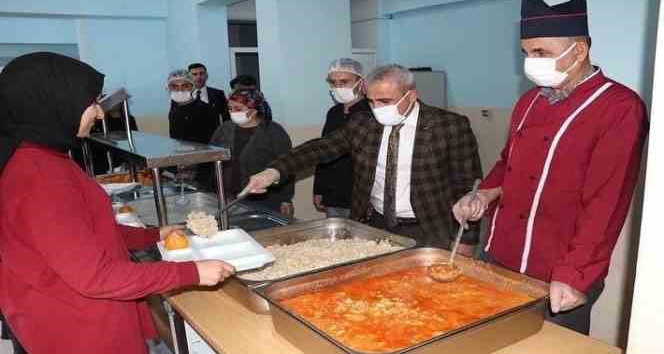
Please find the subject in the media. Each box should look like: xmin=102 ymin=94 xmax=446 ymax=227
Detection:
xmin=479 ymin=250 xmax=604 ymax=335
xmin=368 ymin=211 xmax=449 ymax=248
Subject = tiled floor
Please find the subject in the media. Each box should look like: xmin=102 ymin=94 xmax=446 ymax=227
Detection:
xmin=0 ymin=322 xmax=13 ymax=354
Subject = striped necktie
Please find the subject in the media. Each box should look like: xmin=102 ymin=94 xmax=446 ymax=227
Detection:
xmin=383 ymin=123 xmax=404 ymax=229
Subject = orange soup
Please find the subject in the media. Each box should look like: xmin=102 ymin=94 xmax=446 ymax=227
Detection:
xmin=280 ymin=266 xmax=533 ymax=353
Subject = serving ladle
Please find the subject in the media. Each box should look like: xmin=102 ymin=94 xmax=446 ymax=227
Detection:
xmin=429 ymin=179 xmax=481 ymax=283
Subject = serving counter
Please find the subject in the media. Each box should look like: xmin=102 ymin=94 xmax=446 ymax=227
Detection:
xmin=165 ymin=285 xmax=621 ymax=354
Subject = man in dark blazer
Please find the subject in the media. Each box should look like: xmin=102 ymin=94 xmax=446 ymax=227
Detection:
xmin=188 ymin=62 xmax=231 ymax=122
xmin=242 ymin=65 xmax=483 ymax=254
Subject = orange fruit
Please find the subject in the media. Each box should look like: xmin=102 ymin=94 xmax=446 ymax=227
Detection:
xmin=164 ymin=231 xmax=189 ymax=251
xmin=118 ymin=205 xmax=134 ymax=214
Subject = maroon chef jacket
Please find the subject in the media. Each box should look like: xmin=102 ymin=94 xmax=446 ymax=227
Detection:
xmin=481 ymin=70 xmax=647 ymax=293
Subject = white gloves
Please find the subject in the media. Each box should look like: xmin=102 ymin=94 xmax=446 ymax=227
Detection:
xmin=549 ymin=281 xmax=587 ymax=313
xmin=452 ymin=190 xmax=490 ymax=225
xmin=240 ymin=168 xmax=281 ymax=195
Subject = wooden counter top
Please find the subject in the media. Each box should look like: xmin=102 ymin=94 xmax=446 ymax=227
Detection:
xmin=167 ymin=286 xmax=622 ymax=354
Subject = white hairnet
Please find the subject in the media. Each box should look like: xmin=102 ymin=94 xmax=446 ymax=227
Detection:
xmin=328 ymin=58 xmax=363 ymax=77
xmin=167 ymin=69 xmax=194 ymax=86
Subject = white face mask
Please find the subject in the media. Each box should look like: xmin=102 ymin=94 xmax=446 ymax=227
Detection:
xmin=371 ymin=91 xmax=413 ymax=126
xmin=230 ymin=111 xmax=252 ymax=125
xmin=171 ymin=90 xmax=193 ymax=104
xmin=524 ymin=42 xmax=578 ymax=88
xmin=330 ymin=80 xmax=361 ymax=104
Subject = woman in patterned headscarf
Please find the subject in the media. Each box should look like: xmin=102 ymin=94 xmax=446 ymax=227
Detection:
xmin=208 ymin=89 xmax=295 ymax=217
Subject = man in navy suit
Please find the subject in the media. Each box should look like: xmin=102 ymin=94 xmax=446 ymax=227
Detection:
xmin=188 ymin=62 xmax=231 ymax=122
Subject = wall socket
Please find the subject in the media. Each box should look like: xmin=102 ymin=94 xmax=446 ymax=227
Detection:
xmin=481 ymin=109 xmax=491 ymax=118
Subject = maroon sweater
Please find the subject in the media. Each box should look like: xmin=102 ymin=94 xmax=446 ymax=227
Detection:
xmin=0 ymin=143 xmax=199 ymax=354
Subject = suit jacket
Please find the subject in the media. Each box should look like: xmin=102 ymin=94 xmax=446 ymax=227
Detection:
xmin=206 ymin=86 xmax=231 ymax=122
xmin=270 ymin=103 xmax=483 ymax=246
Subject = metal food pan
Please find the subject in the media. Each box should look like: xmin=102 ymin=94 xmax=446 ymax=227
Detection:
xmin=257 ymin=248 xmax=549 ymax=354
xmin=127 ymin=192 xmax=249 ymax=226
xmin=229 ymin=212 xmax=290 ymax=232
xmin=223 ymin=218 xmax=417 ymax=314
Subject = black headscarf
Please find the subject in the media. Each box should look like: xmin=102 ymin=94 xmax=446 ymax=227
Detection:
xmin=0 ymin=52 xmax=104 ymax=172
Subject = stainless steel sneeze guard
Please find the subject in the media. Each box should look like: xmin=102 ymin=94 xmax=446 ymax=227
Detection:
xmin=87 ymin=131 xmax=230 ymax=169
xmin=85 ymin=130 xmax=231 ymax=227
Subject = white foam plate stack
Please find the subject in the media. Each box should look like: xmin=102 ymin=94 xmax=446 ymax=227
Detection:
xmin=157 ymin=228 xmax=275 ymax=272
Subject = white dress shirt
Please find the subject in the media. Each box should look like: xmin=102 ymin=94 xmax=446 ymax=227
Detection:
xmin=195 ymin=86 xmax=209 ymax=104
xmin=370 ymin=102 xmax=420 ymax=218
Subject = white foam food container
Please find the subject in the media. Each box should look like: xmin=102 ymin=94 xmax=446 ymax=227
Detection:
xmin=157 ymin=228 xmax=275 ymax=272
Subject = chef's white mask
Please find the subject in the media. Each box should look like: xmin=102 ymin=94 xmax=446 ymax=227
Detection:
xmin=171 ymin=90 xmax=193 ymax=104
xmin=230 ymin=110 xmax=252 ymax=125
xmin=330 ymin=79 xmax=362 ymax=104
xmin=524 ymin=42 xmax=578 ymax=88
xmin=372 ymin=91 xmax=413 ymax=126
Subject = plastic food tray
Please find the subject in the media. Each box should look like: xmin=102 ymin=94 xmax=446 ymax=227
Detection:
xmin=157 ymin=228 xmax=275 ymax=272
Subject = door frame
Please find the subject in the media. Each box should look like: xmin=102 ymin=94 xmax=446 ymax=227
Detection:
xmin=229 ymin=46 xmax=259 ymax=78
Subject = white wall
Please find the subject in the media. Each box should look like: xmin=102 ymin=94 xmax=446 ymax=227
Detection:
xmin=627 ymin=7 xmax=664 ymax=353
xmin=227 ymin=0 xmax=256 ymax=21
xmin=0 ymin=1 xmax=171 ymax=122
xmin=351 ymin=0 xmax=380 ymax=49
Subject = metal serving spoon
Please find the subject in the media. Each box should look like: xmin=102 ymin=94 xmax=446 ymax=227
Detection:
xmin=429 ymin=179 xmax=481 ymax=283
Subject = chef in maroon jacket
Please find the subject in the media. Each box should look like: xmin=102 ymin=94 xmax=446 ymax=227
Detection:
xmin=453 ymin=0 xmax=648 ymax=334
xmin=0 ymin=52 xmax=235 ymax=354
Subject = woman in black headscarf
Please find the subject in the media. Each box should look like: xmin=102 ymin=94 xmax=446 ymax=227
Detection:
xmin=0 ymin=53 xmax=234 ymax=354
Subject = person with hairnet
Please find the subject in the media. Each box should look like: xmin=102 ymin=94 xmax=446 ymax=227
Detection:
xmin=167 ymin=69 xmax=220 ymax=144
xmin=313 ymin=58 xmax=371 ymax=218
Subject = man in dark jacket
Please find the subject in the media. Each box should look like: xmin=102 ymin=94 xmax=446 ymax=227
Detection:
xmin=167 ymin=69 xmax=221 ymax=187
xmin=242 ymin=65 xmax=483 ymax=254
xmin=313 ymin=58 xmax=370 ymax=218
xmin=167 ymin=69 xmax=219 ymax=144
xmin=189 ymin=62 xmax=231 ymax=122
